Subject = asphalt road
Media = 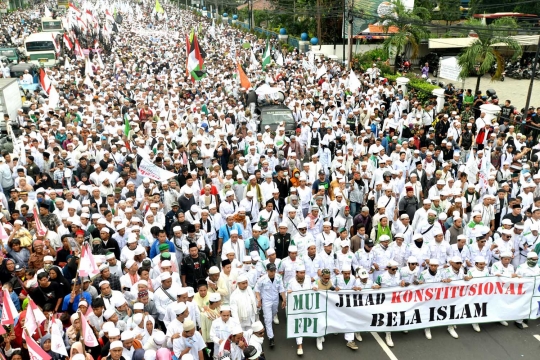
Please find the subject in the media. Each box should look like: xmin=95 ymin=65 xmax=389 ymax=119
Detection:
xmin=266 ymin=308 xmax=540 ymax=360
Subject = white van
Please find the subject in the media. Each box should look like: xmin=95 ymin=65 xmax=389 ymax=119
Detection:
xmin=24 ymin=32 xmax=60 ymax=67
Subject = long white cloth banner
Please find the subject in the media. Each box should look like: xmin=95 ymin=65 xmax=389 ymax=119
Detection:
xmin=137 ymin=158 xmax=177 ymax=181
xmin=286 ymin=277 xmax=540 ymax=338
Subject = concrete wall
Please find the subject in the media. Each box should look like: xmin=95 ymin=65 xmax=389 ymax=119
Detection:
xmin=310 ymin=43 xmax=433 ymax=68
xmin=310 ymin=44 xmax=383 ymax=62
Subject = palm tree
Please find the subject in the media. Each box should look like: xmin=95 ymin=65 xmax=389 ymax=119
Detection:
xmin=381 ymin=1 xmax=431 ymax=69
xmin=458 ymin=19 xmax=522 ymax=92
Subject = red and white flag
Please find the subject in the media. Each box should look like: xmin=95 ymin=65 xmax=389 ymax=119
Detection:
xmin=1 ymin=289 xmax=18 ymax=325
xmin=76 ymin=16 xmax=87 ymax=31
xmin=28 ymin=298 xmax=47 ymax=324
xmin=63 ymin=33 xmax=73 ymax=51
xmin=23 ymin=331 xmax=51 ymax=360
xmin=24 ymin=298 xmax=39 ymax=335
xmin=51 ymin=33 xmax=60 ymax=53
xmin=32 ymin=206 xmax=47 ymax=236
xmin=79 ymin=311 xmax=98 ymax=347
xmin=39 ymin=68 xmax=51 ymax=94
xmin=79 ymin=243 xmax=99 ymax=278
xmin=69 ymin=2 xmax=82 ymax=16
xmin=50 ymin=319 xmax=68 ymax=356
xmin=74 ymin=39 xmax=84 ymax=60
xmin=105 ymin=9 xmax=115 ymax=22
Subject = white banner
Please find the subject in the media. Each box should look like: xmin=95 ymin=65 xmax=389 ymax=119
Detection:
xmin=286 ymin=277 xmax=540 ymax=338
xmin=137 ymin=159 xmax=177 ymax=181
xmin=439 ymin=56 xmax=462 ymax=82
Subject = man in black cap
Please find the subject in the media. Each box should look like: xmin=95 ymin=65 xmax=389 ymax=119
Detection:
xmin=243 ymin=345 xmax=262 ymax=360
xmin=181 ymin=242 xmax=209 ymax=288
xmin=312 ymin=170 xmax=329 ymax=195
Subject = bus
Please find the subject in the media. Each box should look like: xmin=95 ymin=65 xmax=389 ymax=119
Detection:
xmin=41 ymin=17 xmax=64 ymax=33
xmin=24 ymin=32 xmax=60 ymax=68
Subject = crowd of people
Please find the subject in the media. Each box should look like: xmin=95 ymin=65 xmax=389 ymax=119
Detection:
xmin=0 ymin=0 xmax=540 ymax=360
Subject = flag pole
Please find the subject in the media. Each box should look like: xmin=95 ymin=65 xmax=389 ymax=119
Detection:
xmin=77 ymin=309 xmax=85 ymax=352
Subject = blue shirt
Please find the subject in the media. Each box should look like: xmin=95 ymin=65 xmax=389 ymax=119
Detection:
xmin=62 ymin=291 xmax=92 ymax=313
xmin=10 ymin=291 xmax=21 ymax=311
xmin=245 ymin=235 xmax=270 ymax=260
xmin=218 ymin=223 xmax=243 ymax=244
xmin=149 ymin=239 xmax=176 ymax=258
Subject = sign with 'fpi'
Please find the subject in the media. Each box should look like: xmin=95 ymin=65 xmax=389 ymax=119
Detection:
xmin=286 ymin=277 xmax=540 ymax=338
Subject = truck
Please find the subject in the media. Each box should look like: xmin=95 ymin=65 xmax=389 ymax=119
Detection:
xmin=254 ymin=85 xmax=297 ymax=137
xmin=256 ymin=105 xmax=297 ymax=137
xmin=0 ymin=78 xmax=23 ymax=137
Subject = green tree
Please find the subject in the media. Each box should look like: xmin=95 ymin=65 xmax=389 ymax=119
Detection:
xmin=457 ymin=20 xmax=522 ymax=92
xmin=432 ymin=0 xmax=462 ymax=25
xmin=382 ymin=0 xmax=431 ymax=68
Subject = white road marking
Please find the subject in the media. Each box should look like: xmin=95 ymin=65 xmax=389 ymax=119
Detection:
xmin=533 ymin=334 xmax=540 ymax=342
xmin=371 ymin=332 xmax=399 ymax=360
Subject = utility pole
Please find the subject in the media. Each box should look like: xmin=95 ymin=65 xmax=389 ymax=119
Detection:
xmin=251 ymin=0 xmax=255 ymax=30
xmin=317 ymin=0 xmax=321 ymax=43
xmin=342 ymin=0 xmax=346 ymax=63
xmin=248 ymin=0 xmax=251 ymax=29
xmin=347 ymin=4 xmax=355 ymax=70
xmin=524 ymin=34 xmax=540 ymax=114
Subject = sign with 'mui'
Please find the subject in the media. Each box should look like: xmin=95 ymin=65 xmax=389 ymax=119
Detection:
xmin=286 ymin=277 xmax=540 ymax=337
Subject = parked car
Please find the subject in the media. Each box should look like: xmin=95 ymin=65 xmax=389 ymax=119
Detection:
xmin=0 ymin=47 xmax=22 ymax=64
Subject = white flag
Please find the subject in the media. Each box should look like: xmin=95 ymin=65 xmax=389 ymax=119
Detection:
xmin=308 ymin=51 xmax=315 ymax=67
xmin=84 ymin=75 xmax=94 ymax=89
xmin=347 ymin=69 xmax=361 ymax=92
xmin=250 ymin=49 xmax=259 ymax=69
xmin=80 ymin=312 xmax=99 ymax=347
xmin=85 ymin=58 xmax=94 ymax=77
xmin=276 ymin=52 xmax=284 ymax=67
xmin=44 ymin=7 xmax=52 ymax=17
xmin=48 ymin=84 xmax=59 ymax=109
xmin=464 ymin=152 xmax=479 ymax=180
xmin=209 ymin=18 xmax=216 ymax=38
xmin=316 ymin=64 xmax=327 ymax=79
xmin=97 ymin=52 xmax=104 ymax=69
xmin=50 ymin=321 xmax=68 ymax=356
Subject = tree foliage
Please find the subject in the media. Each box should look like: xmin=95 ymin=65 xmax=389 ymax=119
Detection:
xmin=382 ymin=0 xmax=431 ymax=65
xmin=457 ymin=20 xmax=522 ymax=92
xmin=432 ymin=0 xmax=461 ymax=24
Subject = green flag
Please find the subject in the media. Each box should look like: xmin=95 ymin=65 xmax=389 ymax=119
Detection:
xmin=124 ymin=115 xmax=131 ymax=138
xmin=155 ymin=0 xmax=164 ymax=13
xmin=201 ymin=104 xmax=208 ymax=115
xmin=261 ymin=39 xmax=271 ymax=71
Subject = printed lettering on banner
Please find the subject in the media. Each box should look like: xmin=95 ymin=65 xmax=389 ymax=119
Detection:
xmin=287 ymin=291 xmax=327 ymax=337
xmin=286 ymin=277 xmax=537 ymax=337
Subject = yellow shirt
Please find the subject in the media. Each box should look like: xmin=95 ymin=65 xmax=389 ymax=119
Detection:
xmin=193 ymin=293 xmax=210 ymax=312
xmin=316 ymin=279 xmax=334 ymax=290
